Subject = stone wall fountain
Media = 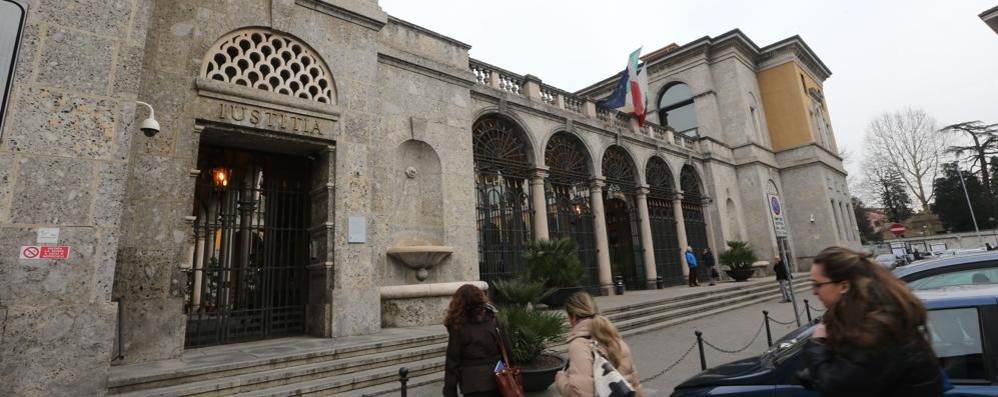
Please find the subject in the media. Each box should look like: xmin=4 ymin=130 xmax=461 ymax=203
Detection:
xmin=387 ymin=238 xmax=453 ymax=281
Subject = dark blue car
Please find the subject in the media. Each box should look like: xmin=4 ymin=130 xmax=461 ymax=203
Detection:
xmin=671 ymin=285 xmax=998 ymax=396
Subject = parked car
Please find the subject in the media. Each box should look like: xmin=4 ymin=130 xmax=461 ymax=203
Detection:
xmin=895 ymin=251 xmax=998 ymax=290
xmin=874 ymin=253 xmax=903 ymax=269
xmin=670 ymin=285 xmax=998 ymax=396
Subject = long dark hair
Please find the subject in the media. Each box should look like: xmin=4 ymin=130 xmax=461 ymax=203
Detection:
xmin=443 ymin=284 xmax=489 ymax=332
xmin=813 ymin=247 xmax=928 ymax=349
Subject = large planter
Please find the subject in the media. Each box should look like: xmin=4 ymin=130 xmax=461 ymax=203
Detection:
xmin=541 ymin=286 xmax=584 ymax=308
xmin=520 ymin=354 xmax=567 ymax=392
xmin=725 ymin=268 xmax=755 ymax=282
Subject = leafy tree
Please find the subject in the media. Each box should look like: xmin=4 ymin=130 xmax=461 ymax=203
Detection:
xmin=851 ymin=197 xmax=880 ymax=244
xmin=930 ymin=163 xmax=996 ymax=232
xmin=881 ymin=170 xmax=914 ymax=222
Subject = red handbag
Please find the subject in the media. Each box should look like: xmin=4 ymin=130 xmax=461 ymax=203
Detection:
xmin=493 ymin=321 xmax=525 ymax=397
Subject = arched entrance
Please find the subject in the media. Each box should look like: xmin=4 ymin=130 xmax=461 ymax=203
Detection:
xmin=681 ymin=165 xmax=710 ymax=281
xmin=602 ymin=146 xmax=645 ymax=290
xmin=544 ymin=132 xmax=599 ymax=292
xmin=473 ymin=115 xmax=534 ymax=287
xmin=647 ymin=157 xmax=682 ymax=286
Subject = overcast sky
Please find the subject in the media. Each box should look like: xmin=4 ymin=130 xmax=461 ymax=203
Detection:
xmin=379 ymin=0 xmax=998 ymax=177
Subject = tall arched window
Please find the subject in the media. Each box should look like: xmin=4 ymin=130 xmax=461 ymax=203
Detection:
xmin=659 ymin=83 xmax=699 ymax=137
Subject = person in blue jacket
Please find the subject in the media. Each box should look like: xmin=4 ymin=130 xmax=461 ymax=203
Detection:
xmin=685 ymin=246 xmax=699 ymax=287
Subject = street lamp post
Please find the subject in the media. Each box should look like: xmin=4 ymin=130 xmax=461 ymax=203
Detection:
xmin=954 ymin=154 xmax=984 ymax=246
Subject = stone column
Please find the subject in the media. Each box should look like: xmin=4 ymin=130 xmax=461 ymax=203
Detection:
xmin=635 ymin=186 xmax=658 ymax=289
xmin=701 ymin=197 xmax=718 ymax=255
xmin=674 ymin=192 xmax=690 ymax=276
xmin=590 ymin=178 xmax=614 ymax=295
xmin=529 ymin=168 xmax=549 ymax=240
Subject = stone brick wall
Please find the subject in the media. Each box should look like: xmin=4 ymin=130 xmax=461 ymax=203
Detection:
xmin=0 ymin=0 xmax=153 ymax=395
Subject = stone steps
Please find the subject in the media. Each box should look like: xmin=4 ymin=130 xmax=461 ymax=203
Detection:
xmin=109 ymin=278 xmax=810 ymax=397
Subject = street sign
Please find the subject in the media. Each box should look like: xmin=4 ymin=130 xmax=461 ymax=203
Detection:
xmin=767 ymin=193 xmax=788 ymax=237
xmin=19 ymin=245 xmax=71 ymax=260
xmin=890 ymin=223 xmax=906 ymax=236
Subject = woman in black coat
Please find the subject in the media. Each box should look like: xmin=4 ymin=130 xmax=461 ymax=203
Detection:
xmin=797 ymin=247 xmax=944 ymax=397
xmin=443 ymin=284 xmax=502 ymax=397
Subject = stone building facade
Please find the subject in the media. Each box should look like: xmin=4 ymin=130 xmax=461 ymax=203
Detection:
xmin=0 ymin=0 xmax=857 ymax=394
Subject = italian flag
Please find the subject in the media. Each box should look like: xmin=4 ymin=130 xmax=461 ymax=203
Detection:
xmin=596 ymin=48 xmax=650 ymax=126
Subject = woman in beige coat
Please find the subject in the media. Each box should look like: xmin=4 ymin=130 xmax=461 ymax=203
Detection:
xmin=555 ymin=292 xmax=644 ymax=396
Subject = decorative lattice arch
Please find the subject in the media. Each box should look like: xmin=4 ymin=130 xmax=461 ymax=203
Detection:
xmin=545 ymin=133 xmax=590 ymax=182
xmin=203 ymin=28 xmax=335 ymax=104
xmin=646 ymin=157 xmax=674 ymax=194
xmin=473 ymin=116 xmax=530 ymax=177
xmin=602 ymin=146 xmax=636 ymax=189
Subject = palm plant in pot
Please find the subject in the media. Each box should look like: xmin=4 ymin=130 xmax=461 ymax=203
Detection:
xmin=719 ymin=240 xmax=758 ymax=281
xmin=523 ymin=238 xmax=585 ymax=308
xmin=492 ymin=277 xmax=569 ymax=392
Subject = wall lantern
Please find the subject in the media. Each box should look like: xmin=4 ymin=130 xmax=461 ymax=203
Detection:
xmin=212 ymin=167 xmax=231 ymax=190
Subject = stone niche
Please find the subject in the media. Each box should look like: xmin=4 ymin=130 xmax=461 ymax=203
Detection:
xmin=380 ymin=139 xmax=463 ymax=327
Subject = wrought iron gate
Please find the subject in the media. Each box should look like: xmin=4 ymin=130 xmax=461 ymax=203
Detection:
xmin=185 ymin=147 xmax=311 ymax=348
xmin=649 ymin=196 xmax=683 ymax=286
xmin=683 ymin=200 xmax=710 ymax=281
xmin=546 ymin=182 xmax=599 ymax=293
xmin=475 ymin=174 xmax=532 ymax=287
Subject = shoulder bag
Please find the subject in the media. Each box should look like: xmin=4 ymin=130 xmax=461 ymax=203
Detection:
xmin=492 ymin=320 xmax=524 ymax=397
xmin=591 ymin=340 xmax=635 ymax=397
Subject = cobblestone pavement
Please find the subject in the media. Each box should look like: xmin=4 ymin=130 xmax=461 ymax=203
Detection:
xmin=404 ymin=290 xmax=817 ymax=396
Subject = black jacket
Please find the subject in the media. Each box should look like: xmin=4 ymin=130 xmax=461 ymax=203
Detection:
xmin=443 ymin=310 xmax=502 ymax=397
xmin=774 ymin=260 xmax=790 ymax=281
xmin=797 ymin=337 xmax=944 ymax=397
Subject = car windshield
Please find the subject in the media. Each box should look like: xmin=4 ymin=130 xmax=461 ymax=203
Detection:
xmin=875 ymin=254 xmax=895 ymax=263
xmin=907 ymin=267 xmax=998 ymax=290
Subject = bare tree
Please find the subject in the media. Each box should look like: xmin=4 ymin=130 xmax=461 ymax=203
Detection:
xmin=939 ymin=121 xmax=998 ymax=190
xmin=862 ymin=108 xmax=944 ymax=213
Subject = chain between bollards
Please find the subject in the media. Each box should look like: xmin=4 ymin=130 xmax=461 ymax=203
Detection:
xmin=695 ymin=330 xmax=706 ymax=370
xmin=399 ymin=367 xmax=409 ymax=397
xmin=763 ymin=310 xmax=773 ymax=347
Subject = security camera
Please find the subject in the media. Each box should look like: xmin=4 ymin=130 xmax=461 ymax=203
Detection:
xmin=135 ymin=101 xmax=160 ymax=137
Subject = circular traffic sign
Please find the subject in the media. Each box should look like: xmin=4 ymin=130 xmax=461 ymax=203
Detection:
xmin=22 ymin=246 xmax=39 ymax=259
xmin=770 ymin=196 xmax=781 ymax=215
xmin=890 ymin=223 xmax=906 ymax=236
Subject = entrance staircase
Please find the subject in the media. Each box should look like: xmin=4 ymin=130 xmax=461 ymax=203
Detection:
xmin=107 ymin=276 xmax=810 ymax=397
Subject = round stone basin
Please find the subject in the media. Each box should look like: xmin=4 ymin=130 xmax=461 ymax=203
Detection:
xmin=386 ymin=246 xmax=454 ymax=270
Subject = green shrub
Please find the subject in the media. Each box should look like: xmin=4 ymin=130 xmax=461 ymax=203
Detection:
xmin=498 ymin=305 xmax=568 ymax=364
xmin=492 ymin=277 xmax=556 ymax=307
xmin=524 ymin=238 xmax=584 ymax=288
xmin=719 ymin=240 xmax=757 ymax=271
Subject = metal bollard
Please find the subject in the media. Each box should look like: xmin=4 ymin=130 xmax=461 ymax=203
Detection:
xmin=399 ymin=367 xmax=409 ymax=397
xmin=695 ymin=330 xmax=706 ymax=370
xmin=656 ymin=276 xmax=664 ymax=289
xmin=763 ymin=310 xmax=773 ymax=347
xmin=614 ymin=275 xmax=625 ymax=295
xmin=804 ymin=299 xmax=812 ymax=323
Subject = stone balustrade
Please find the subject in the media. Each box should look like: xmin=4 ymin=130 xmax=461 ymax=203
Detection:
xmin=468 ymin=58 xmax=700 ymax=152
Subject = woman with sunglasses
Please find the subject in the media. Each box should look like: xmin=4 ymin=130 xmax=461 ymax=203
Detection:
xmin=798 ymin=246 xmax=944 ymax=396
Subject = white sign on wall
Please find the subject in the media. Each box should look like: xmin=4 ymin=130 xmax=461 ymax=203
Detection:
xmin=767 ymin=193 xmax=787 ymax=238
xmin=348 ymin=216 xmax=366 ymax=243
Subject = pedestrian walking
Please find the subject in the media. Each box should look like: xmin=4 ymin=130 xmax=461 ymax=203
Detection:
xmin=702 ymin=248 xmax=716 ymax=286
xmin=773 ymin=255 xmax=791 ymax=302
xmin=555 ymin=291 xmax=644 ymax=397
xmin=443 ymin=284 xmax=504 ymax=397
xmin=797 ymin=247 xmax=944 ymax=397
xmin=685 ymin=247 xmax=699 ymax=287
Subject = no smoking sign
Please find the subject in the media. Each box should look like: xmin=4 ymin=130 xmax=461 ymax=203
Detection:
xmin=19 ymin=245 xmax=71 ymax=260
